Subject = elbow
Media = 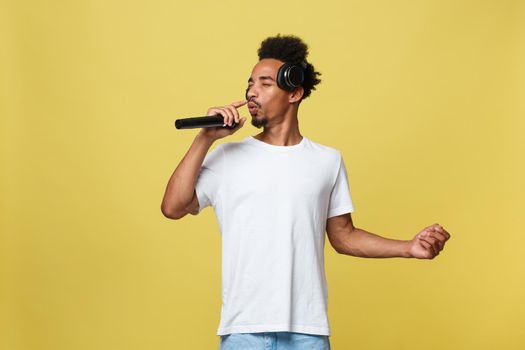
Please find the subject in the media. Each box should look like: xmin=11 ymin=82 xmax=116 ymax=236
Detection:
xmin=335 ymin=245 xmax=358 ymax=256
xmin=335 ymin=245 xmax=349 ymax=255
xmin=330 ymin=240 xmax=348 ymax=255
xmin=334 ymin=229 xmax=358 ymax=256
xmin=161 ymin=204 xmax=184 ymax=220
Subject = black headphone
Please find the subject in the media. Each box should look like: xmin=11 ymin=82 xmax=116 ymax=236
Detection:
xmin=245 ymin=61 xmax=307 ymax=99
xmin=276 ymin=61 xmax=307 ymax=91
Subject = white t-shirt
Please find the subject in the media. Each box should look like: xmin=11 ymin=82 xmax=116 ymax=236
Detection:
xmin=194 ymin=135 xmax=354 ymax=336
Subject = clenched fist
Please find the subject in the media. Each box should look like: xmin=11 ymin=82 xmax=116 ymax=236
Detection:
xmin=407 ymin=224 xmax=451 ymax=259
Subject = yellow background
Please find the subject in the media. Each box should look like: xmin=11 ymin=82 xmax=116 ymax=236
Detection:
xmin=1 ymin=0 xmax=524 ymax=349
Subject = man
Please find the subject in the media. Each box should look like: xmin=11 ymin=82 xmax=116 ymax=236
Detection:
xmin=161 ymin=34 xmax=450 ymax=350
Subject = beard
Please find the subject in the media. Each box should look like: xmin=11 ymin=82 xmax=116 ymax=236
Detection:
xmin=251 ymin=115 xmax=268 ymax=129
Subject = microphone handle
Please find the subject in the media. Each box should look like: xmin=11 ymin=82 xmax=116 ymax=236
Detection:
xmin=175 ymin=115 xmax=237 ymax=129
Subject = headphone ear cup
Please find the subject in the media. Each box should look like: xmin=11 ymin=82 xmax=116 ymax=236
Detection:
xmin=287 ymin=65 xmax=304 ymax=88
xmin=276 ymin=62 xmax=304 ymax=91
xmin=276 ymin=62 xmax=293 ymax=91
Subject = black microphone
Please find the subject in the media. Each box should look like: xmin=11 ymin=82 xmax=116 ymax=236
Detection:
xmin=175 ymin=115 xmax=237 ymax=129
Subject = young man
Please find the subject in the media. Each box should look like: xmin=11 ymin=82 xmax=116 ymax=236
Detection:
xmin=161 ymin=34 xmax=450 ymax=350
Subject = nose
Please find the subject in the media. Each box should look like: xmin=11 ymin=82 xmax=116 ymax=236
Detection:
xmin=245 ymin=85 xmax=257 ymax=101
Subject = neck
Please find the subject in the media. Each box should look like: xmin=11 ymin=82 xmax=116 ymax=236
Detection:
xmin=254 ymin=108 xmax=303 ymax=146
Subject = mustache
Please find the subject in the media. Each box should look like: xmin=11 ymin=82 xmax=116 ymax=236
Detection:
xmin=249 ymin=99 xmax=261 ymax=108
xmin=245 ymin=88 xmax=261 ymax=107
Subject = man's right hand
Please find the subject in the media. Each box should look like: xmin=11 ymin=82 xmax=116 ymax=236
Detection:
xmin=198 ymin=100 xmax=248 ymax=141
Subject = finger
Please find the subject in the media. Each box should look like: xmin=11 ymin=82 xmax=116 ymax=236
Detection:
xmin=418 ymin=237 xmax=431 ymax=248
xmin=429 ymin=223 xmax=446 ymax=233
xmin=428 ymin=238 xmax=441 ymax=254
xmin=231 ymin=100 xmax=248 ymax=108
xmin=225 ymin=104 xmax=240 ymax=123
xmin=423 ymin=223 xmax=440 ymax=231
xmin=219 ymin=107 xmax=234 ymax=126
xmin=441 ymin=228 xmax=451 ymax=240
xmin=423 ymin=234 xmax=443 ymax=252
xmin=207 ymin=107 xmax=222 ymax=117
xmin=432 ymin=225 xmax=445 ymax=232
xmin=210 ymin=109 xmax=227 ymax=126
xmin=433 ymin=225 xmax=451 ymax=241
xmin=418 ymin=236 xmax=438 ymax=256
xmin=428 ymin=230 xmax=448 ymax=243
xmin=433 ymin=239 xmax=444 ymax=252
xmin=421 ymin=224 xmax=443 ymax=236
xmin=212 ymin=108 xmax=232 ymax=126
xmin=417 ymin=239 xmax=434 ymax=258
xmin=417 ymin=227 xmax=435 ymax=239
xmin=418 ymin=224 xmax=438 ymax=238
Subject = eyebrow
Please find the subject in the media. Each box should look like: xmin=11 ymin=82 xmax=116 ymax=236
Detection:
xmin=248 ymin=76 xmax=275 ymax=83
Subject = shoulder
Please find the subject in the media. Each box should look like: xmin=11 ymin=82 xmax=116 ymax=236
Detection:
xmin=305 ymin=137 xmax=342 ymax=163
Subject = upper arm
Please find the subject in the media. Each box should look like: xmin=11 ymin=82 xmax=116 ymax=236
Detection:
xmin=326 ymin=213 xmax=355 ymax=253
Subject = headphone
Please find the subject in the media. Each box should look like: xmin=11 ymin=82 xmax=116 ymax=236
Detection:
xmin=276 ymin=61 xmax=307 ymax=91
xmin=245 ymin=61 xmax=307 ymax=99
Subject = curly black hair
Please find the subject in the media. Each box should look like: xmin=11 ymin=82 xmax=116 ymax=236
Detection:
xmin=257 ymin=34 xmax=321 ymax=100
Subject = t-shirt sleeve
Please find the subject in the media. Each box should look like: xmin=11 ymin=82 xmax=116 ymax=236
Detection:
xmin=327 ymin=153 xmax=355 ymax=218
xmin=194 ymin=143 xmax=224 ymax=214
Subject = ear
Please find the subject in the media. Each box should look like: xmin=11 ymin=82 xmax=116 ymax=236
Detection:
xmin=289 ymin=86 xmax=304 ymax=103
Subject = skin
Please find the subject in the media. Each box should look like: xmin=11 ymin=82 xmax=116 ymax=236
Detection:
xmin=198 ymin=58 xmax=305 ymax=146
xmin=161 ymin=58 xmax=451 ymax=259
xmin=244 ymin=58 xmax=304 ymax=147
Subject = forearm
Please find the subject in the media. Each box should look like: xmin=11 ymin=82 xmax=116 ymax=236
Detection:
xmin=338 ymin=227 xmax=412 ymax=258
xmin=161 ymin=133 xmax=215 ymax=217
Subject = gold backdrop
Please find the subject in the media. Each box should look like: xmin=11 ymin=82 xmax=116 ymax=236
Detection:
xmin=1 ymin=0 xmax=524 ymax=349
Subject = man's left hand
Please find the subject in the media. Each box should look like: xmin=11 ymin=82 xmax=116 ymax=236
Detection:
xmin=407 ymin=223 xmax=451 ymax=259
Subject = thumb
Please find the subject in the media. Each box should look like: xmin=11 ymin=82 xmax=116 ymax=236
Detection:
xmin=420 ymin=223 xmax=438 ymax=235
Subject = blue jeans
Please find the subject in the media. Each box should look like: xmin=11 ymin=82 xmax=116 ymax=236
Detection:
xmin=219 ymin=332 xmax=331 ymax=350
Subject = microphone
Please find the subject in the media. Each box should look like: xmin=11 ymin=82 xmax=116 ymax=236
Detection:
xmin=175 ymin=115 xmax=237 ymax=129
